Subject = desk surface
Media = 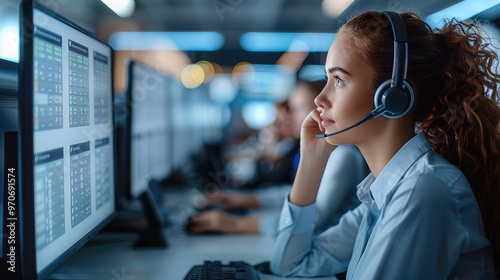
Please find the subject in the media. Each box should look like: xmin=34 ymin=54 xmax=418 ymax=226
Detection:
xmin=50 ymin=232 xmax=272 ymax=280
xmin=48 ymin=188 xmax=337 ymax=280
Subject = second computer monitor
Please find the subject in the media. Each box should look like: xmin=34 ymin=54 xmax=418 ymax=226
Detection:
xmin=123 ymin=60 xmax=173 ymax=199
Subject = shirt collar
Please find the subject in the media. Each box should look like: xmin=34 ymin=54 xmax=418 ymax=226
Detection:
xmin=357 ymin=174 xmax=375 ymax=208
xmin=360 ymin=133 xmax=432 ymax=212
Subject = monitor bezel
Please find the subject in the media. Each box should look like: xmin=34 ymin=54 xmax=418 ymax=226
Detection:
xmin=18 ymin=1 xmax=118 ymax=279
xmin=120 ymin=59 xmax=135 ymax=200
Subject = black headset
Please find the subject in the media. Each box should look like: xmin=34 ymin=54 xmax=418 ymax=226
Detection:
xmin=375 ymin=11 xmax=414 ymax=118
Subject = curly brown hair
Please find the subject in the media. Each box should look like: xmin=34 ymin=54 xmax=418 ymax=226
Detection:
xmin=341 ymin=11 xmax=500 ymax=267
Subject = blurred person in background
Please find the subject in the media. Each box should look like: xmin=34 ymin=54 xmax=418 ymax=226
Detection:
xmin=238 ymin=100 xmax=299 ymax=189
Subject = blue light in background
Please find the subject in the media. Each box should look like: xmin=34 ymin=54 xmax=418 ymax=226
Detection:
xmin=208 ymin=74 xmax=238 ymax=104
xmin=241 ymin=101 xmax=276 ymax=129
xmin=238 ymin=64 xmax=296 ymax=101
xmin=426 ymin=0 xmax=500 ymax=28
xmin=0 ymin=15 xmax=19 ymax=62
xmin=108 ymin=31 xmax=225 ymax=51
xmin=299 ymin=65 xmax=326 ymax=82
xmin=240 ymin=32 xmax=336 ymax=52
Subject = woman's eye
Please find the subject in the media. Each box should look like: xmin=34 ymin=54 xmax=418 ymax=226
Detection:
xmin=334 ymin=76 xmax=345 ymax=87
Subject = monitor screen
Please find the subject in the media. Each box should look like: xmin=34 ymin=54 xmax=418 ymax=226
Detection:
xmin=17 ymin=1 xmax=116 ymax=278
xmin=123 ymin=60 xmax=172 ymax=199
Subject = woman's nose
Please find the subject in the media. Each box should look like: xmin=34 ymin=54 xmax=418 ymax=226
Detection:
xmin=314 ymin=92 xmax=325 ymax=109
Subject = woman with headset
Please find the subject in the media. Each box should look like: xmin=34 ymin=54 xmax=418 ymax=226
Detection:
xmin=270 ymin=11 xmax=499 ymax=279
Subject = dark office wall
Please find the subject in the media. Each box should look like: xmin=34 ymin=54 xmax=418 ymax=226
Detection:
xmin=0 ymin=58 xmax=18 ymax=257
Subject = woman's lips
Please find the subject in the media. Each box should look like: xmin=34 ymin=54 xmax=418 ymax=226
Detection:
xmin=320 ymin=115 xmax=335 ymax=127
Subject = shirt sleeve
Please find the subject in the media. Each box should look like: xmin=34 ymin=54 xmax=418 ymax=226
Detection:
xmin=258 ymin=211 xmax=280 ymax=236
xmin=270 ymin=198 xmax=365 ymax=277
xmin=255 ymin=185 xmax=292 ymax=208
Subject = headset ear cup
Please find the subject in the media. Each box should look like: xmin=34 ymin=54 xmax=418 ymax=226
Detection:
xmin=373 ymin=80 xmax=415 ymax=118
xmin=373 ymin=80 xmax=391 ymax=112
xmin=397 ymin=80 xmax=415 ymax=117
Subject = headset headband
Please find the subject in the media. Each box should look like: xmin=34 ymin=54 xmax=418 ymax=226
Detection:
xmin=381 ymin=11 xmax=408 ymax=89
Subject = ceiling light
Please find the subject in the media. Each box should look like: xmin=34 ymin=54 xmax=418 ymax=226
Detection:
xmin=321 ymin=0 xmax=355 ymax=18
xmin=426 ymin=0 xmax=500 ymax=28
xmin=240 ymin=32 xmax=335 ymax=52
xmin=100 ymin=0 xmax=135 ymax=18
xmin=108 ymin=32 xmax=224 ymax=51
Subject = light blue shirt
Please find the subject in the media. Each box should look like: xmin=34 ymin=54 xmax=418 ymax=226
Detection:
xmin=270 ymin=133 xmax=496 ymax=279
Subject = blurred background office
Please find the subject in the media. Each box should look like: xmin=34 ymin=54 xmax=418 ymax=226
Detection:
xmin=2 ymin=0 xmax=500 ymax=237
xmin=1 ymin=1 xmax=500 ymax=279
xmin=3 ymin=0 xmax=499 ymax=188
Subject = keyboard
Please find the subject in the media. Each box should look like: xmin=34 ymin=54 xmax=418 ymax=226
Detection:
xmin=184 ymin=260 xmax=261 ymax=280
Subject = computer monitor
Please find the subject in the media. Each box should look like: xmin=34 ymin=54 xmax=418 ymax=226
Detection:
xmin=112 ymin=60 xmax=171 ymax=247
xmin=119 ymin=60 xmax=172 ymax=200
xmin=16 ymin=1 xmax=116 ymax=279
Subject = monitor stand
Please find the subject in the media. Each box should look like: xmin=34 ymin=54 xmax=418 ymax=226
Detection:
xmin=147 ymin=179 xmax=171 ymax=225
xmin=134 ymin=180 xmax=169 ymax=248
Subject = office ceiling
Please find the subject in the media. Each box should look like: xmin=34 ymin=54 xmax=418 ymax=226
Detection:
xmin=68 ymin=0 xmax=461 ymax=32
xmin=3 ymin=0 xmax=499 ymax=66
xmin=80 ymin=0 xmax=461 ymax=65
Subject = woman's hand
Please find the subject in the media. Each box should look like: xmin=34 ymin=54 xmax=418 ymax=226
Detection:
xmin=288 ymin=109 xmax=337 ymax=206
xmin=186 ymin=210 xmax=259 ymax=234
xmin=300 ymin=109 xmax=337 ymax=157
